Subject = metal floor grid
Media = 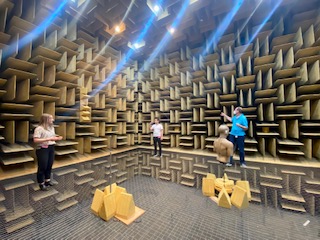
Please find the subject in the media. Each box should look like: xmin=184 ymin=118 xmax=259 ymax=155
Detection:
xmin=1 ymin=175 xmax=319 ymax=240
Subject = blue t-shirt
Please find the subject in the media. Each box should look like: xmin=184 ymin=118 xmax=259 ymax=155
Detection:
xmin=230 ymin=114 xmax=248 ymax=136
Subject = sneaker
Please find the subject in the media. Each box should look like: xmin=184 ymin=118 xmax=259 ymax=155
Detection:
xmin=158 ymin=155 xmax=162 ymax=158
xmin=153 ymin=154 xmax=158 ymax=157
xmin=240 ymin=164 xmax=247 ymax=168
xmin=225 ymin=163 xmax=232 ymax=167
xmin=39 ymin=184 xmax=48 ymax=191
xmin=45 ymin=181 xmax=55 ymax=186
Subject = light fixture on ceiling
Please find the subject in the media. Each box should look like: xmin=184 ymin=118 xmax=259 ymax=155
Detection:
xmin=115 ymin=25 xmax=121 ymax=33
xmin=105 ymin=22 xmax=126 ymax=35
xmin=169 ymin=27 xmax=175 ymax=34
xmin=190 ymin=0 xmax=199 ymax=4
xmin=70 ymin=0 xmax=87 ymax=7
xmin=147 ymin=1 xmax=170 ymax=20
xmin=128 ymin=40 xmax=146 ymax=50
xmin=153 ymin=5 xmax=160 ymax=13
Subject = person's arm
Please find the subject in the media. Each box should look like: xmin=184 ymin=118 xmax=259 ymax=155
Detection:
xmin=220 ymin=112 xmax=232 ymax=122
xmin=52 ymin=128 xmax=63 ymax=141
xmin=55 ymin=136 xmax=63 ymax=141
xmin=236 ymin=116 xmax=248 ymax=131
xmin=33 ymin=127 xmax=51 ymax=143
xmin=150 ymin=123 xmax=154 ymax=131
xmin=34 ymin=137 xmax=53 ymax=143
xmin=160 ymin=125 xmax=163 ymax=140
xmin=34 ymin=136 xmax=62 ymax=143
xmin=33 ymin=127 xmax=62 ymax=143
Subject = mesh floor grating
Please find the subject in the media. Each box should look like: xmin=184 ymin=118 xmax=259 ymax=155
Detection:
xmin=0 ymin=175 xmax=319 ymax=239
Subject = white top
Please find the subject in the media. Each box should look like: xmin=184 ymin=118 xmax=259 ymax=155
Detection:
xmin=34 ymin=126 xmax=56 ymax=148
xmin=151 ymin=123 xmax=163 ymax=137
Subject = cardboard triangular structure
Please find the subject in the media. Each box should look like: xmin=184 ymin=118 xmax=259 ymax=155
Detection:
xmin=206 ymin=173 xmax=216 ymax=180
xmin=91 ymin=189 xmax=104 ymax=216
xmin=231 ymin=185 xmax=249 ymax=209
xmin=115 ymin=186 xmax=127 ymax=202
xmin=202 ymin=178 xmax=215 ymax=197
xmin=236 ymin=180 xmax=251 ymax=201
xmin=223 ymin=173 xmax=229 ymax=181
xmin=116 ymin=192 xmax=136 ymax=219
xmin=99 ymin=192 xmax=116 ymax=221
xmin=218 ymin=187 xmax=232 ymax=209
xmin=104 ymin=183 xmax=117 ymax=195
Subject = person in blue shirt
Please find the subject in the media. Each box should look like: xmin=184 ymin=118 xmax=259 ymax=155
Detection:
xmin=220 ymin=107 xmax=248 ymax=167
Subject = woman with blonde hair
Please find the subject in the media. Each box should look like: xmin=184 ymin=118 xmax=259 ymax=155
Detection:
xmin=33 ymin=114 xmax=62 ymax=191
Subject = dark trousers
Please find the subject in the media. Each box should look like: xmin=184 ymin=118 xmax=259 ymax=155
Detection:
xmin=36 ymin=145 xmax=55 ymax=184
xmin=153 ymin=137 xmax=162 ymax=156
xmin=229 ymin=135 xmax=245 ymax=165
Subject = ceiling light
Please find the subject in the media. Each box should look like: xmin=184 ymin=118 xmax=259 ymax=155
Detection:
xmin=147 ymin=1 xmax=170 ymax=20
xmin=128 ymin=40 xmax=146 ymax=50
xmin=153 ymin=5 xmax=160 ymax=13
xmin=106 ymin=22 xmax=126 ymax=35
xmin=169 ymin=27 xmax=175 ymax=34
xmin=70 ymin=0 xmax=87 ymax=7
xmin=190 ymin=0 xmax=199 ymax=4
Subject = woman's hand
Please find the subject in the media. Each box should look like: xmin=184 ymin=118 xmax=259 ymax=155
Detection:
xmin=49 ymin=136 xmax=63 ymax=141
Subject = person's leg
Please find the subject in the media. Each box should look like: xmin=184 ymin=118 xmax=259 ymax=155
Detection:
xmin=45 ymin=145 xmax=55 ymax=186
xmin=36 ymin=148 xmax=49 ymax=190
xmin=158 ymin=138 xmax=162 ymax=156
xmin=238 ymin=136 xmax=246 ymax=166
xmin=153 ymin=137 xmax=157 ymax=155
xmin=228 ymin=135 xmax=236 ymax=165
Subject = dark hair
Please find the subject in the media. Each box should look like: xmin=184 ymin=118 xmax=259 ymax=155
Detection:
xmin=155 ymin=117 xmax=160 ymax=121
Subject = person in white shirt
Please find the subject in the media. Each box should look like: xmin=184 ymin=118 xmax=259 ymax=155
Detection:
xmin=33 ymin=114 xmax=63 ymax=191
xmin=150 ymin=117 xmax=163 ymax=157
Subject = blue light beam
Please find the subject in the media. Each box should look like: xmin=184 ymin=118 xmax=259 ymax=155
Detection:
xmin=202 ymin=0 xmax=244 ymax=56
xmin=142 ymin=0 xmax=190 ymax=71
xmin=90 ymin=0 xmax=164 ymax=96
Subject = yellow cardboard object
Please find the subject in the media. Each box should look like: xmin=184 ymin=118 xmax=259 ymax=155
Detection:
xmin=92 ymin=186 xmax=145 ymax=224
xmin=104 ymin=183 xmax=117 ymax=195
xmin=236 ymin=180 xmax=251 ymax=201
xmin=223 ymin=173 xmax=229 ymax=181
xmin=214 ymin=173 xmax=234 ymax=193
xmin=202 ymin=178 xmax=215 ymax=197
xmin=214 ymin=179 xmax=234 ymax=193
xmin=206 ymin=173 xmax=216 ymax=180
xmin=99 ymin=192 xmax=116 ymax=221
xmin=218 ymin=187 xmax=232 ymax=209
xmin=115 ymin=206 xmax=145 ymax=225
xmin=116 ymin=192 xmax=136 ymax=219
xmin=91 ymin=189 xmax=104 ymax=216
xmin=115 ymin=186 xmax=127 ymax=202
xmin=231 ymin=185 xmax=249 ymax=209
